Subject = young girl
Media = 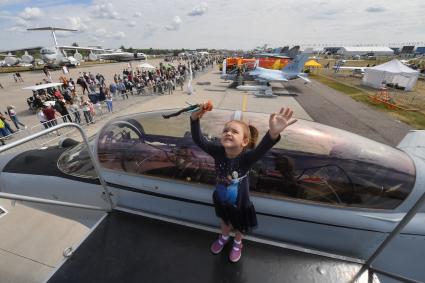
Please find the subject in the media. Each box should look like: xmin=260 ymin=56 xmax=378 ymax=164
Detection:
xmin=190 ymin=104 xmax=297 ymax=263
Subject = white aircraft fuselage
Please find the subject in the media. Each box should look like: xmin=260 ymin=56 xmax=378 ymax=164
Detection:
xmin=40 ymin=47 xmax=78 ymax=68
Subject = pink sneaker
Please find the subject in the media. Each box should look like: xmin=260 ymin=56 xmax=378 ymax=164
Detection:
xmin=229 ymin=241 xmax=243 ymax=263
xmin=210 ymin=235 xmax=230 ymax=254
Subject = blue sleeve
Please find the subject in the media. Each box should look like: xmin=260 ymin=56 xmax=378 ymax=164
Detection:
xmin=243 ymin=131 xmax=280 ymax=166
xmin=190 ymin=117 xmax=223 ymax=157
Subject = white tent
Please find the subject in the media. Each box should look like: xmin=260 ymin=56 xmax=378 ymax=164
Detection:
xmin=362 ymin=59 xmax=419 ymax=91
xmin=137 ymin=63 xmax=156 ymax=69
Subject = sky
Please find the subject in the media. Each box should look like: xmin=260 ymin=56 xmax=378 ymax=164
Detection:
xmin=1 ymin=0 xmax=425 ymax=51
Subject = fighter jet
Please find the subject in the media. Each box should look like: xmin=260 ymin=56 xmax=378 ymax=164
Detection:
xmin=248 ymin=53 xmax=312 ymax=83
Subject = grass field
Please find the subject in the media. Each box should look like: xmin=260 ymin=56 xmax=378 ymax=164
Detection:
xmin=309 ymin=73 xmax=425 ymax=129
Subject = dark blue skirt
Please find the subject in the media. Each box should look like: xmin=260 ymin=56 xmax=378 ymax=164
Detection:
xmin=212 ymin=191 xmax=258 ymax=234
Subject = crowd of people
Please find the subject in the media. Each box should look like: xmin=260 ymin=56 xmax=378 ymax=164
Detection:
xmin=1 ymin=55 xmax=218 ymax=145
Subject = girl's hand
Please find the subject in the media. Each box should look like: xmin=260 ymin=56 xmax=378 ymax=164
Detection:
xmin=190 ymin=101 xmax=213 ymax=120
xmin=190 ymin=103 xmax=206 ymax=120
xmin=269 ymin=107 xmax=297 ymax=139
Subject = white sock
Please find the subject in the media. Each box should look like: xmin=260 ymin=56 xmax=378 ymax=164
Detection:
xmin=221 ymin=235 xmax=229 ymax=240
xmin=234 ymin=239 xmax=241 ymax=244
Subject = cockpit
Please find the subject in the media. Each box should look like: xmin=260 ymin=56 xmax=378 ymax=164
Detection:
xmin=58 ymin=109 xmax=416 ymax=210
xmin=40 ymin=48 xmax=56 ymax=55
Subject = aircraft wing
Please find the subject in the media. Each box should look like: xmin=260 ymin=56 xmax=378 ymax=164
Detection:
xmin=297 ymin=75 xmax=311 ymax=83
xmin=0 ymin=46 xmax=43 ymax=53
xmin=58 ymin=46 xmax=105 ymax=52
xmin=28 ymin=27 xmax=77 ymax=32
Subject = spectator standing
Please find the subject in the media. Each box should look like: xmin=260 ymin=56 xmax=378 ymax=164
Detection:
xmin=15 ymin=72 xmax=24 ymax=82
xmin=42 ymin=104 xmax=59 ymax=128
xmin=81 ymin=98 xmax=93 ymax=124
xmin=55 ymin=99 xmax=72 ymax=123
xmin=0 ymin=119 xmax=7 ymax=145
xmin=36 ymin=108 xmax=48 ymax=129
xmin=43 ymin=66 xmax=52 ymax=80
xmin=77 ymin=76 xmax=88 ymax=94
xmin=6 ymin=105 xmax=26 ymax=130
xmin=67 ymin=101 xmax=81 ymax=124
xmin=117 ymin=80 xmax=128 ymax=100
xmin=167 ymin=79 xmax=173 ymax=95
xmin=109 ymin=82 xmax=117 ymax=97
xmin=88 ymin=81 xmax=97 ymax=94
xmin=105 ymin=91 xmax=113 ymax=112
xmin=0 ymin=112 xmax=15 ymax=135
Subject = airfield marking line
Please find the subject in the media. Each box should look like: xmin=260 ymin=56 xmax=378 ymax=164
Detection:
xmin=242 ymin=94 xmax=248 ymax=111
xmin=0 ymin=247 xmax=55 ymax=268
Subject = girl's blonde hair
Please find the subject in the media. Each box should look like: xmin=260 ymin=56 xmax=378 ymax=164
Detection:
xmin=225 ymin=120 xmax=259 ymax=149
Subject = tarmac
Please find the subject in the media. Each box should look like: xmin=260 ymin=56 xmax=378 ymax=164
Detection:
xmin=0 ymin=59 xmax=413 ymax=282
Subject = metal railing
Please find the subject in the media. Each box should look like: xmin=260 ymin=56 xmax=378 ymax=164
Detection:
xmin=0 ymin=123 xmax=113 ymax=211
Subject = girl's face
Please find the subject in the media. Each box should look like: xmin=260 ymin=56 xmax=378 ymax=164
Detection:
xmin=220 ymin=121 xmax=249 ymax=150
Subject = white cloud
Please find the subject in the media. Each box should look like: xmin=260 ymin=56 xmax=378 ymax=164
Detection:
xmin=5 ymin=26 xmax=26 ymax=32
xmin=92 ymin=2 xmax=120 ymax=19
xmin=145 ymin=23 xmax=156 ymax=31
xmin=68 ymin=17 xmax=89 ymax=32
xmin=15 ymin=17 xmax=28 ymax=27
xmin=144 ymin=22 xmax=157 ymax=36
xmin=95 ymin=28 xmax=107 ymax=36
xmin=127 ymin=21 xmax=136 ymax=27
xmin=188 ymin=2 xmax=208 ymax=16
xmin=19 ymin=7 xmax=42 ymax=20
xmin=365 ymin=6 xmax=386 ymax=13
xmin=165 ymin=16 xmax=182 ymax=31
xmin=1 ymin=0 xmax=425 ymax=50
xmin=113 ymin=31 xmax=126 ymax=39
xmin=0 ymin=0 xmax=26 ymax=7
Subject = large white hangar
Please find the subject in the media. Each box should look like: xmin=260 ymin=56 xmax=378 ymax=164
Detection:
xmin=337 ymin=46 xmax=395 ymax=57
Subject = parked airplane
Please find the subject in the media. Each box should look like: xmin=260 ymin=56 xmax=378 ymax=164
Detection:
xmin=333 ymin=65 xmax=368 ymax=74
xmin=0 ymin=108 xmax=424 ymax=282
xmin=23 ymin=27 xmax=147 ymax=68
xmin=248 ymin=53 xmax=311 ymax=83
xmin=96 ymin=49 xmax=148 ymax=61
xmin=0 ymin=50 xmax=36 ymax=67
xmin=26 ymin=27 xmax=97 ymax=68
